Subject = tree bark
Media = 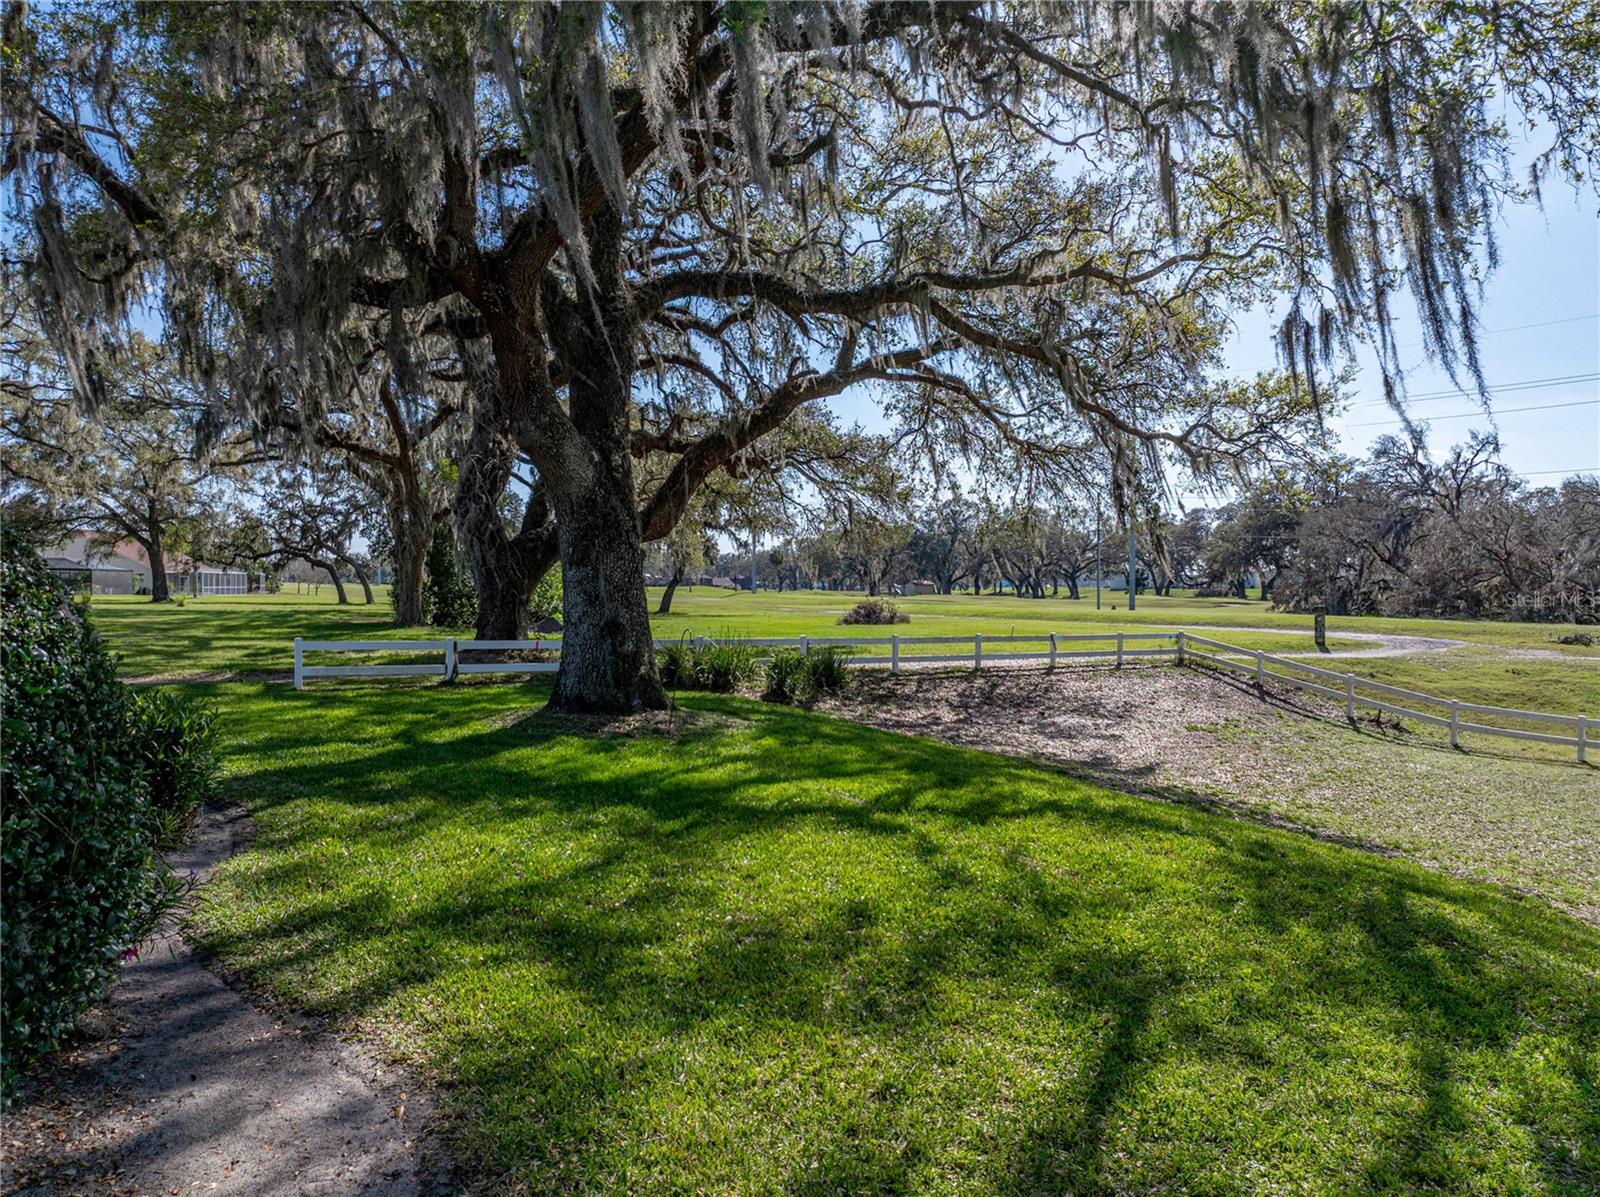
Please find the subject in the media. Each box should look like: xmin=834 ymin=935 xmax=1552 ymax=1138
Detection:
xmin=351 ymin=559 xmax=374 ymax=604
xmin=312 ymin=558 xmax=348 ymax=604
xmin=531 ymin=203 xmax=668 ymax=714
xmin=456 ymin=415 xmax=558 ymax=640
xmin=387 ymin=493 xmax=431 ymax=626
xmin=548 ymin=471 xmax=666 ymax=712
xmin=658 ymin=563 xmax=684 ymax=614
xmin=142 ymin=520 xmax=170 ymax=603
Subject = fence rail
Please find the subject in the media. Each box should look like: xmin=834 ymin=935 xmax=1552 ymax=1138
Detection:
xmin=292 ymin=629 xmax=1592 ymax=763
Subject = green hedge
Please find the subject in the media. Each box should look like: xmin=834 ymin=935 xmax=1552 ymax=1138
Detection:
xmin=1 ymin=540 xmax=215 ymax=1096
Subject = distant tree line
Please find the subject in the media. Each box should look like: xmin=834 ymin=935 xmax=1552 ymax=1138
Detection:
xmin=686 ymin=432 xmax=1597 ymax=625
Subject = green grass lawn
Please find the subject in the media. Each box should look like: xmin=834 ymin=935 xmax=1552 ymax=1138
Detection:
xmin=1175 ymin=704 xmax=1600 ymax=915
xmin=650 ymin=586 xmax=1600 ymax=657
xmin=190 ymin=677 xmax=1599 ymax=1195
xmin=92 ymin=586 xmax=1598 ymax=717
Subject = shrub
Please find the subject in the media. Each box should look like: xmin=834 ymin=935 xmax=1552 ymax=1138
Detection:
xmin=763 ymin=646 xmax=853 ymax=704
xmin=129 ymin=688 xmax=221 ymax=836
xmin=656 ymin=639 xmax=696 ymax=687
xmin=695 ymin=641 xmax=761 ymax=691
xmin=421 ymin=525 xmax=475 ymax=627
xmin=1555 ymin=631 xmax=1595 ymax=646
xmin=656 ymin=637 xmax=761 ymax=692
xmin=763 ymin=649 xmax=807 ymax=702
xmin=838 ymin=598 xmax=908 ymax=625
xmin=1 ymin=541 xmax=171 ymax=1095
xmin=529 ymin=564 xmax=563 ymax=624
xmin=802 ymin=646 xmax=853 ymax=697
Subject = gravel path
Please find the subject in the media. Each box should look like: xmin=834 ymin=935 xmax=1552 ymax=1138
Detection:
xmin=1173 ymin=625 xmax=1469 ymax=658
xmin=2 ymin=805 xmax=450 ymax=1197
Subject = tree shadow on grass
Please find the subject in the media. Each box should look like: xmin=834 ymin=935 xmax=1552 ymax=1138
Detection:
xmin=197 ymin=681 xmax=1600 ymax=1194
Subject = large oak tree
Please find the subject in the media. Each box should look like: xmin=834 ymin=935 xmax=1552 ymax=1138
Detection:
xmin=6 ymin=1 xmax=1598 ymax=710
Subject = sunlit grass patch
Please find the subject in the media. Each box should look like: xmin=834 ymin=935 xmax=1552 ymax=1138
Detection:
xmin=193 ymin=679 xmax=1600 ymax=1195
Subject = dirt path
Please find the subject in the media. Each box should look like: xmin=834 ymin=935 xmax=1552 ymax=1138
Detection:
xmin=1173 ymin=625 xmax=1469 ymax=658
xmin=2 ymin=805 xmax=449 ymax=1197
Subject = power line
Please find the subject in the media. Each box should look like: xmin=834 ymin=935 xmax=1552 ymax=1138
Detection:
xmin=1403 ymin=372 xmax=1597 ymax=401
xmin=1344 ymin=397 xmax=1599 ymax=429
xmin=1349 ymin=372 xmax=1599 ymax=410
xmin=1391 ymin=312 xmax=1599 ymax=351
xmin=1462 ymin=313 xmax=1599 ymax=336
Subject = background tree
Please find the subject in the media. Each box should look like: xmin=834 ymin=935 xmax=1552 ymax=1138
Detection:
xmin=834 ymin=501 xmax=911 ymax=597
xmin=205 ymin=458 xmax=376 ymax=605
xmin=647 ymin=500 xmax=714 ymax=615
xmin=1 ymin=323 xmax=250 ymax=601
xmin=907 ymin=496 xmax=980 ymax=595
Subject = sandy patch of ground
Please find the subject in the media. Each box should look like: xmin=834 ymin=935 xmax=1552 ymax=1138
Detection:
xmin=821 ymin=663 xmax=1599 ymax=923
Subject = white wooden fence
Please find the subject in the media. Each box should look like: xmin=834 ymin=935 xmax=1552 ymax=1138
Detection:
xmin=292 ymin=630 xmax=1593 ymax=763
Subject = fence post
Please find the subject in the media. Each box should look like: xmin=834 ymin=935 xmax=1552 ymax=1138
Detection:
xmin=800 ymin=635 xmax=809 ymax=657
xmin=1580 ymin=715 xmax=1589 ymax=765
xmin=974 ymin=632 xmax=983 ymax=670
xmin=1449 ymin=700 xmax=1460 ymax=749
xmin=1176 ymin=630 xmax=1185 ymax=666
xmin=1254 ymin=650 xmax=1264 ymax=688
xmin=1345 ymin=674 xmax=1355 ymax=722
xmin=891 ymin=634 xmax=900 ymax=674
xmin=1049 ymin=632 xmax=1057 ymax=669
xmin=294 ymin=636 xmax=304 ymax=690
xmin=445 ymin=637 xmax=457 ymax=683
xmin=1116 ymin=631 xmax=1124 ymax=668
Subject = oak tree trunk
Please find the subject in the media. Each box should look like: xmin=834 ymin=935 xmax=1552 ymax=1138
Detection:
xmin=143 ymin=521 xmax=170 ymax=603
xmin=389 ymin=506 xmax=430 ymax=626
xmin=548 ymin=472 xmax=666 ymax=713
xmin=539 ymin=203 xmax=667 ymax=715
xmin=657 ymin=563 xmax=684 ymax=614
xmin=313 ymin=558 xmax=348 ymax=604
xmin=456 ymin=417 xmax=558 ymax=641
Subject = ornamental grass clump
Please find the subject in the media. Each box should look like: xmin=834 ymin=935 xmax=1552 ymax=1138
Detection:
xmin=657 ymin=635 xmax=761 ymax=693
xmin=763 ymin=646 xmax=853 ymax=705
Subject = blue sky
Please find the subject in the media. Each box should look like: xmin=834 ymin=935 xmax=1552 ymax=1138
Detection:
xmin=1225 ymin=170 xmax=1599 ymax=487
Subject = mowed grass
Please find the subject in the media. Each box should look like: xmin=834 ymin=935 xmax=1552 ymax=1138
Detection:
xmin=90 ymin=587 xmax=403 ymax=678
xmin=94 ymin=586 xmax=1598 ymax=721
xmin=1173 ymin=702 xmax=1600 ymax=915
xmin=651 ymin=585 xmax=1600 ymax=656
xmin=190 ymin=677 xmax=1600 ymax=1195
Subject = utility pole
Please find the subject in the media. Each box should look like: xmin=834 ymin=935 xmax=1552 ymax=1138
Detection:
xmin=750 ymin=525 xmax=758 ymax=594
xmin=1127 ymin=519 xmax=1137 ymax=612
xmin=1094 ymin=504 xmax=1102 ymax=610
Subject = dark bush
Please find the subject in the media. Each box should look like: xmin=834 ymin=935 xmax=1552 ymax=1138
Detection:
xmin=421 ymin=524 xmax=475 ymax=627
xmin=801 ymin=646 xmax=853 ymax=697
xmin=656 ymin=637 xmax=762 ymax=692
xmin=1555 ymin=631 xmax=1595 ymax=646
xmin=838 ymin=598 xmax=909 ymax=625
xmin=762 ymin=646 xmax=853 ymax=704
xmin=656 ymin=639 xmax=696 ymax=687
xmin=130 ymin=688 xmax=221 ymax=836
xmin=1 ymin=540 xmax=173 ymax=1095
xmin=762 ymin=649 xmax=807 ymax=702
